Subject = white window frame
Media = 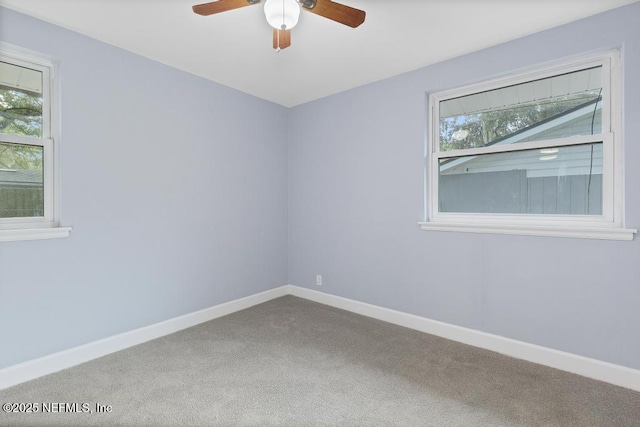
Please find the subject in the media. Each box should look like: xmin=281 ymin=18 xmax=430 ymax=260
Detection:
xmin=420 ymin=50 xmax=636 ymax=240
xmin=0 ymin=43 xmax=70 ymax=242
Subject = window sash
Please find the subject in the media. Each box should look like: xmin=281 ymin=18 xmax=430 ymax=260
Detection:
xmin=0 ymin=134 xmax=54 ymax=225
xmin=0 ymin=53 xmax=51 ymax=140
xmin=436 ymin=134 xmax=606 ymax=159
xmin=429 ymin=137 xmax=615 ymax=225
xmin=431 ymin=55 xmax=613 ymax=157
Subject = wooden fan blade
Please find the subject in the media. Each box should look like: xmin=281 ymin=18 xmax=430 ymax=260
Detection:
xmin=273 ymin=29 xmax=292 ymax=50
xmin=193 ymin=0 xmax=258 ymax=16
xmin=305 ymin=0 xmax=365 ymax=28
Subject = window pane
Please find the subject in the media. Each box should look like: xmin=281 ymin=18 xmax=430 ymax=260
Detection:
xmin=439 ymin=67 xmax=602 ymax=151
xmin=439 ymin=143 xmax=602 ymax=215
xmin=0 ymin=61 xmax=43 ymax=138
xmin=0 ymin=142 xmax=44 ymax=218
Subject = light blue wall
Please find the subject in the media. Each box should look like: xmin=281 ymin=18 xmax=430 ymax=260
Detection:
xmin=2 ymin=3 xmax=639 ymax=373
xmin=288 ymin=3 xmax=640 ymax=370
xmin=0 ymin=7 xmax=288 ymax=369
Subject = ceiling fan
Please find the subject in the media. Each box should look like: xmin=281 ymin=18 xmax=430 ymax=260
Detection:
xmin=192 ymin=0 xmax=366 ymax=51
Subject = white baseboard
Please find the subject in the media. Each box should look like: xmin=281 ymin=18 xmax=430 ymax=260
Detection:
xmin=0 ymin=286 xmax=289 ymax=390
xmin=3 ymin=284 xmax=639 ymax=393
xmin=287 ymin=285 xmax=640 ymax=392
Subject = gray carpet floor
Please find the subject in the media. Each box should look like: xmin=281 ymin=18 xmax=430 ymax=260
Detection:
xmin=1 ymin=295 xmax=639 ymax=426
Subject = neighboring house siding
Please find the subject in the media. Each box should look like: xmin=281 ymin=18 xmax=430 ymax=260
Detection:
xmin=528 ymin=174 xmax=602 ymax=215
xmin=518 ymin=111 xmax=602 ymax=143
xmin=440 ymin=171 xmax=602 ymax=215
xmin=440 ymin=170 xmax=527 ymax=214
xmin=0 ymin=169 xmax=44 ymax=217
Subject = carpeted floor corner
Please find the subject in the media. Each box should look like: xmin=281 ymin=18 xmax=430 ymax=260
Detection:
xmin=1 ymin=295 xmax=639 ymax=426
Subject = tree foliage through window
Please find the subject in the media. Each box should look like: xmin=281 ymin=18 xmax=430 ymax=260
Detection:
xmin=439 ymin=94 xmax=602 ymax=151
xmin=0 ymin=86 xmax=43 ymax=170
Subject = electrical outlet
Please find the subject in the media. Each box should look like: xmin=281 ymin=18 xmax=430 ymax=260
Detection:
xmin=316 ymin=275 xmax=322 ymax=286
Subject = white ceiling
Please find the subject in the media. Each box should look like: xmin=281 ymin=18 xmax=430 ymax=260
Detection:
xmin=1 ymin=0 xmax=637 ymax=107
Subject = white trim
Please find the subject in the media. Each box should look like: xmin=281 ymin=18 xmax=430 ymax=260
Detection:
xmin=2 ymin=284 xmax=638 ymax=393
xmin=439 ymin=133 xmax=605 ymax=160
xmin=418 ymin=221 xmax=636 ymax=240
xmin=0 ymin=133 xmax=50 ymax=146
xmin=287 ymin=285 xmax=640 ymax=392
xmin=0 ymin=286 xmax=289 ymax=390
xmin=0 ymin=226 xmax=71 ymax=242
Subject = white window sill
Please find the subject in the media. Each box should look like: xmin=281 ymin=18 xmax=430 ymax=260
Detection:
xmin=0 ymin=227 xmax=72 ymax=243
xmin=419 ymin=222 xmax=636 ymax=241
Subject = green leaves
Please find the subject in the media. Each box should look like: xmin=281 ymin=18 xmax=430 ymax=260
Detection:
xmin=0 ymin=87 xmax=43 ymax=138
xmin=0 ymin=87 xmax=44 ymax=171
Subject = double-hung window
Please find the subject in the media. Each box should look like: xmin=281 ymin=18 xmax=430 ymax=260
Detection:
xmin=0 ymin=44 xmax=69 ymax=242
xmin=421 ymin=50 xmax=636 ymax=240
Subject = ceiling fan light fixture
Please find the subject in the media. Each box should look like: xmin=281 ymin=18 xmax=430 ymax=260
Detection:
xmin=264 ymin=0 xmax=300 ymax=30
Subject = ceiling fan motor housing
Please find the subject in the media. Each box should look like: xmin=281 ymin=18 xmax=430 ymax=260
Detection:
xmin=297 ymin=0 xmax=317 ymax=9
xmin=264 ymin=0 xmax=301 ymax=30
